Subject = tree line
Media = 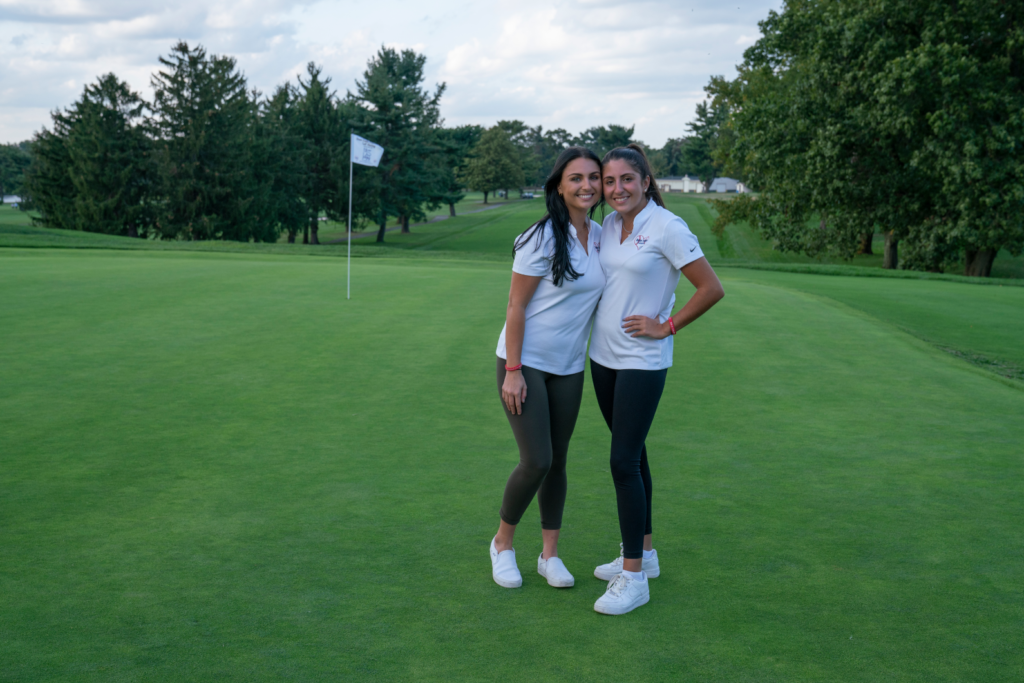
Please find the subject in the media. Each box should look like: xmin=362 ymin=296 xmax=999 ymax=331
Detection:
xmin=703 ymin=0 xmax=1023 ymax=277
xmin=18 ymin=42 xmax=723 ymax=244
xmin=25 ymin=42 xmax=450 ymax=244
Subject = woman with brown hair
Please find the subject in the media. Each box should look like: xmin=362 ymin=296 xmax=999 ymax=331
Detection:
xmin=489 ymin=147 xmax=605 ymax=590
xmin=588 ymin=143 xmax=725 ymax=615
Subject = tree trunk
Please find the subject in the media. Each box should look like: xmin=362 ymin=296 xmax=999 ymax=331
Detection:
xmin=857 ymin=231 xmax=874 ymax=255
xmin=303 ymin=224 xmax=309 ymax=244
xmin=483 ymin=191 xmax=489 ymax=204
xmin=449 ymin=202 xmax=456 ymax=217
xmin=287 ymin=229 xmax=296 ymax=244
xmin=964 ymin=248 xmax=997 ymax=277
xmin=376 ymin=212 xmax=387 ymax=243
xmin=127 ymin=225 xmax=139 ymax=239
xmin=883 ymin=231 xmax=898 ymax=269
xmin=401 ymin=215 xmax=410 ymax=233
xmin=310 ymin=215 xmax=320 ymax=245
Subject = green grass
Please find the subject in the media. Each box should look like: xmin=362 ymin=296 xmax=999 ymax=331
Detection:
xmin=296 ymin=192 xmax=522 ymax=244
xmin=1 ymin=247 xmax=1022 ymax=681
xmin=0 ymin=204 xmax=34 ymax=226
xmin=721 ymin=268 xmax=1024 ymax=373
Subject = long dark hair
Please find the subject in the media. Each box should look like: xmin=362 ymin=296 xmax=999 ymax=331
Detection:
xmin=601 ymin=142 xmax=665 ymax=208
xmin=514 ymin=146 xmax=602 ymax=286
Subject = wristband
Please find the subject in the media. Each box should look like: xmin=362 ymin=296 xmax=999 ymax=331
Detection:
xmin=667 ymin=318 xmax=677 ymax=336
xmin=505 ymin=363 xmax=523 ymax=372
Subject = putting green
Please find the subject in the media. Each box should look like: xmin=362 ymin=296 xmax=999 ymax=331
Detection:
xmin=1 ymin=249 xmax=1021 ymax=681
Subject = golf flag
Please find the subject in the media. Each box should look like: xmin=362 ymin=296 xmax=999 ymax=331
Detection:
xmin=347 ymin=134 xmax=384 ymax=301
xmin=351 ymin=134 xmax=384 ymax=167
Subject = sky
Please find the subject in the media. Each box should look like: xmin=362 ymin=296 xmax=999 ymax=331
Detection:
xmin=0 ymin=0 xmax=782 ymax=147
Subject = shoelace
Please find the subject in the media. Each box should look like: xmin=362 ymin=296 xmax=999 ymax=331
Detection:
xmin=605 ymin=573 xmax=631 ymax=597
xmin=604 ymin=543 xmax=625 ymax=569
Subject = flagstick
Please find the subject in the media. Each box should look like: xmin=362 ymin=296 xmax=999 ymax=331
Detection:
xmin=347 ymin=157 xmax=353 ymax=300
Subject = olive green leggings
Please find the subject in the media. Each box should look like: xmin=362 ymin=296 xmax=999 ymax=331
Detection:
xmin=496 ymin=358 xmax=584 ymax=530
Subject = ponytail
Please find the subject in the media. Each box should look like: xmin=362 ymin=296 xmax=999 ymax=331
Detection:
xmin=602 ymin=142 xmax=665 ymax=208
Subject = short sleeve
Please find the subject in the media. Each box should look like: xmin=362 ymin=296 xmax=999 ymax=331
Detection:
xmin=511 ymin=224 xmax=553 ymax=277
xmin=660 ymin=216 xmax=704 ymax=269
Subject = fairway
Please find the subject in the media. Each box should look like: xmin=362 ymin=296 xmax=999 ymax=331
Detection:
xmin=1 ymin=246 xmax=1021 ymax=681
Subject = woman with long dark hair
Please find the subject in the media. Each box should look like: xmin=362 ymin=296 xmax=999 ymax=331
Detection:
xmin=490 ymin=147 xmax=604 ymax=590
xmin=588 ymin=143 xmax=725 ymax=615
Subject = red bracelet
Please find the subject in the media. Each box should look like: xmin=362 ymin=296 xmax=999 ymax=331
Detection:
xmin=667 ymin=318 xmax=677 ymax=336
xmin=505 ymin=363 xmax=523 ymax=372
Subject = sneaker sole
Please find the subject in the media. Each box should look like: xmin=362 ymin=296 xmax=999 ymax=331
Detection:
xmin=493 ymin=573 xmax=522 ymax=588
xmin=540 ymin=571 xmax=574 ymax=588
xmin=594 ymin=592 xmax=650 ymax=615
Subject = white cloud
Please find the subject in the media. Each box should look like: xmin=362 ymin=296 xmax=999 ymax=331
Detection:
xmin=436 ymin=1 xmax=777 ymax=144
xmin=0 ymin=0 xmax=780 ymax=145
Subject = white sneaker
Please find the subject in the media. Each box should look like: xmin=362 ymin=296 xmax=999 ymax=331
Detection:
xmin=490 ymin=538 xmax=522 ymax=588
xmin=593 ymin=543 xmax=660 ymax=580
xmin=594 ymin=572 xmax=650 ymax=615
xmin=537 ymin=554 xmax=575 ymax=588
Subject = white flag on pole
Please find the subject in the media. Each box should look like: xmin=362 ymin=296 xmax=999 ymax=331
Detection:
xmin=351 ymin=134 xmax=384 ymax=167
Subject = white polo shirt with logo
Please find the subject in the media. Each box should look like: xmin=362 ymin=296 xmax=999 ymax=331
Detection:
xmin=496 ymin=219 xmax=605 ymax=375
xmin=588 ymin=201 xmax=704 ymax=371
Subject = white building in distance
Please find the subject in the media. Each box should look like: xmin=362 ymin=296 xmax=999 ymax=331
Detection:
xmin=708 ymin=177 xmax=751 ymax=193
xmin=655 ymin=175 xmax=705 ymax=193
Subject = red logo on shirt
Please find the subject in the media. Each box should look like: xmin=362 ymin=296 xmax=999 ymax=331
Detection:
xmin=633 ymin=235 xmax=649 ymax=249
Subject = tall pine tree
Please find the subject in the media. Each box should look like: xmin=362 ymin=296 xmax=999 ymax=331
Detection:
xmin=250 ymin=84 xmax=307 ymax=244
xmin=351 ymin=47 xmax=446 ymax=242
xmin=295 ymin=63 xmax=343 ymax=245
xmin=67 ymin=74 xmax=154 ymax=237
xmin=25 ymin=108 xmax=79 ymax=230
xmin=26 ymin=75 xmax=153 ymax=235
xmin=149 ymin=42 xmax=258 ymax=241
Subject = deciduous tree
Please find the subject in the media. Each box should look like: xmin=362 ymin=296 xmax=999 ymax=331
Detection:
xmin=461 ymin=126 xmax=524 ymax=204
xmin=575 ymin=124 xmax=635 ymax=159
xmin=434 ymin=124 xmax=482 ymax=216
xmin=683 ymin=102 xmax=727 ymax=186
xmin=711 ymin=0 xmax=1023 ymax=275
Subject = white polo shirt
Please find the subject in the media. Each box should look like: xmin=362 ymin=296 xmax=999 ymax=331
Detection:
xmin=496 ymin=219 xmax=605 ymax=375
xmin=588 ymin=201 xmax=704 ymax=371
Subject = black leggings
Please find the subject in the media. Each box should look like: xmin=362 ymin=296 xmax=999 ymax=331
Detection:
xmin=590 ymin=360 xmax=668 ymax=560
xmin=497 ymin=358 xmax=584 ymax=530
